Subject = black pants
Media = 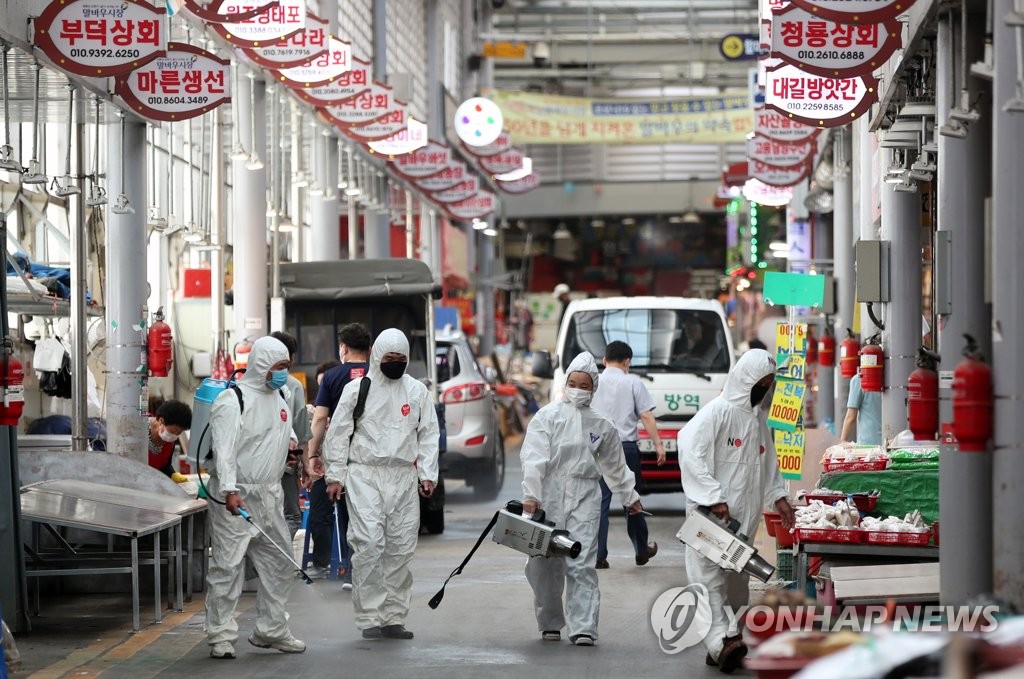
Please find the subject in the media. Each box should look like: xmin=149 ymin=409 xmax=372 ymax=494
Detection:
xmin=597 ymin=441 xmax=648 ymax=560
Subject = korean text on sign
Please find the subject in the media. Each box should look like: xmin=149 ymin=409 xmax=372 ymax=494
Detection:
xmin=774 ymin=427 xmax=805 ymax=480
xmin=766 ymin=378 xmax=806 ymax=432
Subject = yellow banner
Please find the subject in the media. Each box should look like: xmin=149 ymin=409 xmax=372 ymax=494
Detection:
xmin=775 ymin=321 xmax=808 ymax=354
xmin=774 ymin=427 xmax=805 ymax=480
xmin=766 ymin=378 xmax=806 ymax=432
xmin=489 ymin=90 xmax=754 ymax=145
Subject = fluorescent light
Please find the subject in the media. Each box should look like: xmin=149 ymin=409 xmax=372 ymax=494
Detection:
xmin=245 ymin=154 xmax=264 ymax=171
xmin=768 ymin=241 xmax=789 ymax=251
xmin=681 ymin=210 xmax=702 ymax=224
xmin=483 ymin=227 xmax=498 ymax=236
xmin=345 ymin=186 xmax=361 ymax=197
xmin=622 ymin=217 xmax=636 ymax=225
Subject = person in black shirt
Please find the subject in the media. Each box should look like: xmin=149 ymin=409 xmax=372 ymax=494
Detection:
xmin=302 ymin=323 xmax=372 ymax=584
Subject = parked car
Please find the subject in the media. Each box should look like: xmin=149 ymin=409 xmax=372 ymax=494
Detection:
xmin=436 ymin=329 xmax=505 ymax=500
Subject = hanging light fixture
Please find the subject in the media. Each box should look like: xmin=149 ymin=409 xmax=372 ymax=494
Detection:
xmin=679 ymin=177 xmax=702 ymax=225
xmin=110 ymin=112 xmax=135 ymax=214
xmin=22 ymin=62 xmax=48 ymax=185
xmin=552 ymin=222 xmax=571 ymax=239
xmin=0 ymin=43 xmax=21 ymax=173
xmin=883 ymin=149 xmax=907 ymax=184
xmin=51 ymin=83 xmax=81 ymax=197
xmin=85 ymin=96 xmax=107 ymax=207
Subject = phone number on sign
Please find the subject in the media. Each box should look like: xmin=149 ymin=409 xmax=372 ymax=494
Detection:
xmin=69 ymin=48 xmax=141 ymax=59
xmin=785 ymin=101 xmax=848 ymax=112
xmin=797 ymin=50 xmax=866 ymax=61
xmin=146 ymin=95 xmax=209 ymax=105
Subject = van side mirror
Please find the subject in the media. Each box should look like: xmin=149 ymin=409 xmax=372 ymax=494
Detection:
xmin=531 ymin=351 xmax=555 ymax=379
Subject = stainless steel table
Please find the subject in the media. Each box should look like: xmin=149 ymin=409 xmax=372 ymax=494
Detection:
xmin=20 ymin=488 xmax=181 ymax=632
xmin=27 ymin=480 xmax=208 ymax=605
xmin=795 ymin=541 xmax=940 ymax=595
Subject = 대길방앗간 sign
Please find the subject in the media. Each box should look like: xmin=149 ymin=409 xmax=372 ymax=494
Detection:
xmin=431 ymin=178 xmax=480 ymax=204
xmin=747 ymin=135 xmax=815 ymax=166
xmin=210 ymin=0 xmax=306 ymax=48
xmin=771 ymin=4 xmax=902 ymax=78
xmin=748 ymin=159 xmax=812 ymax=187
xmin=320 ymin=83 xmax=393 ymax=127
xmin=273 ymin=36 xmax=352 ymax=88
xmin=763 ymin=62 xmax=876 ymax=127
xmin=294 ymin=57 xmax=370 ymax=105
xmin=754 ymin=107 xmax=821 ymax=142
xmin=412 ymin=161 xmax=467 ymax=190
xmin=393 ymin=142 xmax=453 ymax=179
xmin=34 ymin=0 xmax=166 ymax=77
xmin=343 ymin=105 xmax=408 ymax=141
xmin=242 ymin=12 xmax=327 ymax=69
xmin=788 ymin=0 xmax=918 ymax=25
xmin=446 ymin=191 xmax=497 ymax=221
xmin=498 ymin=172 xmax=541 ymax=194
xmin=114 ymin=42 xmax=230 ymax=122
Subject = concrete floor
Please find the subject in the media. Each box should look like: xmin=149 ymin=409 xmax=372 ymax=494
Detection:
xmin=11 ymin=438 xmax=754 ymax=679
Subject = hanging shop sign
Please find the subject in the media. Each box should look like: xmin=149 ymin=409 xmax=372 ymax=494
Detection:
xmin=34 ymin=0 xmax=167 ymax=77
xmin=497 ymin=172 xmax=541 ymax=194
xmin=763 ymin=62 xmax=876 ymax=128
xmin=446 ymin=191 xmax=497 ymax=221
xmin=209 ymin=0 xmax=305 ymax=49
xmin=114 ymin=42 xmax=230 ymax=122
xmin=760 ymin=0 xmax=789 ymax=48
xmin=746 ymin=135 xmax=815 ymax=166
xmin=743 ymin=178 xmax=794 ymax=206
xmin=392 ymin=142 xmax=453 ymax=179
xmin=479 ymin=148 xmax=525 ymax=176
xmin=766 ymin=378 xmax=807 ymax=432
xmin=431 ymin=178 xmax=480 ymax=204
xmin=182 ymin=0 xmax=273 ymax=23
xmin=412 ymin=161 xmax=468 ymax=191
xmin=774 ymin=427 xmax=805 ymax=479
xmin=343 ymin=105 xmax=408 ymax=142
xmin=722 ymin=160 xmax=752 ymax=187
xmin=770 ymin=4 xmax=902 ymax=78
xmin=271 ymin=36 xmax=351 ymax=88
xmin=720 ymin=33 xmax=767 ymax=61
xmin=242 ymin=12 xmax=327 ymax=69
xmin=754 ymin=107 xmax=822 ymax=143
xmin=367 ymin=117 xmax=428 ymax=156
xmin=788 ymin=0 xmax=918 ymax=25
xmin=749 ymin=159 xmax=812 ymax=187
xmin=294 ymin=56 xmax=370 ymax=105
xmin=462 ymin=131 xmax=512 ymax=158
xmin=320 ymin=82 xmax=395 ymax=127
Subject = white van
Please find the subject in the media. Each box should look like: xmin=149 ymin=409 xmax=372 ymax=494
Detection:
xmin=531 ymin=296 xmax=735 ymax=493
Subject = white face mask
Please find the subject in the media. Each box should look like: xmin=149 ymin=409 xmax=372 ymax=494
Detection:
xmin=158 ymin=427 xmax=179 ymax=443
xmin=564 ymin=387 xmax=593 ymax=408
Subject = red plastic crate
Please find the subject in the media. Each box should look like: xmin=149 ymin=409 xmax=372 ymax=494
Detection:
xmin=794 ymin=527 xmax=863 ymax=544
xmin=862 ymin=530 xmax=932 ymax=547
xmin=805 ymin=493 xmax=879 ymax=512
xmin=775 ymin=526 xmax=796 ymax=548
xmin=823 ymin=459 xmax=888 ymax=473
xmin=763 ymin=511 xmax=779 ymax=538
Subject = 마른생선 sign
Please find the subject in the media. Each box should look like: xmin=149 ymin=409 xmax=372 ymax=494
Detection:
xmin=34 ymin=0 xmax=166 ymax=77
xmin=320 ymin=83 xmax=394 ymax=127
xmin=771 ymin=4 xmax=902 ymax=78
xmin=763 ymin=62 xmax=877 ymax=127
xmin=242 ymin=12 xmax=328 ymax=69
xmin=497 ymin=172 xmax=541 ymax=194
xmin=788 ymin=0 xmax=918 ymax=25
xmin=747 ymin=135 xmax=815 ymax=166
xmin=392 ymin=142 xmax=453 ymax=179
xmin=412 ymin=160 xmax=467 ymax=190
xmin=446 ymin=191 xmax=497 ymax=221
xmin=754 ymin=107 xmax=822 ymax=143
xmin=113 ymin=42 xmax=230 ymax=122
xmin=272 ymin=36 xmax=352 ymax=88
xmin=749 ymin=159 xmax=812 ymax=187
xmin=294 ymin=57 xmax=370 ymax=105
xmin=209 ymin=0 xmax=306 ymax=48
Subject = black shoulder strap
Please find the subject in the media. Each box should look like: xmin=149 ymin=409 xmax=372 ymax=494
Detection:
xmin=230 ymin=384 xmax=244 ymax=414
xmin=350 ymin=378 xmax=372 ymax=443
xmin=428 ymin=510 xmax=500 ymax=610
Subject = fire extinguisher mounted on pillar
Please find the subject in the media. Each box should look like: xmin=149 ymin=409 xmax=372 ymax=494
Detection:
xmin=952 ymin=334 xmax=993 ymax=453
xmin=907 ymin=347 xmax=940 ymax=441
xmin=0 ymin=337 xmax=25 ymax=427
xmin=147 ymin=307 xmax=173 ymax=378
xmin=806 ymin=327 xmax=818 ymax=365
xmin=818 ymin=327 xmax=836 ymax=367
xmin=234 ymin=337 xmax=253 ymax=372
xmin=839 ymin=329 xmax=860 ymax=379
xmin=859 ymin=335 xmax=885 ymax=392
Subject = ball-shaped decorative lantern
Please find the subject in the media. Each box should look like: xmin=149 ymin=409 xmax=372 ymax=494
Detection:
xmin=454 ymin=97 xmax=504 ymax=146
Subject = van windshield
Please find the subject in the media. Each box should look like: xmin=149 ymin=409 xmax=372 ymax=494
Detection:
xmin=563 ymin=308 xmax=730 ymax=374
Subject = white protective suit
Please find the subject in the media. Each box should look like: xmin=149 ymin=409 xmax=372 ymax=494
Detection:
xmin=677 ymin=349 xmax=789 ymax=660
xmin=520 ymin=352 xmax=640 ymax=641
xmin=205 ymin=336 xmax=298 ymax=647
xmin=322 ymin=328 xmax=440 ymax=630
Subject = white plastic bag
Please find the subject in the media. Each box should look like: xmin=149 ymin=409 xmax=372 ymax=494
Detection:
xmin=33 ymin=336 xmax=67 ymax=372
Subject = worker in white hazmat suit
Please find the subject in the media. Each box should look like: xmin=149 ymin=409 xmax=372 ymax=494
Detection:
xmin=521 ymin=352 xmax=643 ymax=647
xmin=205 ymin=336 xmax=306 ymax=659
xmin=323 ymin=328 xmax=439 ymax=640
xmin=677 ymin=348 xmax=795 ymax=673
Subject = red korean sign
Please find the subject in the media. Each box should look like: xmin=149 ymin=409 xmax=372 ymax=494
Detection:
xmin=771 ymin=4 xmax=902 ymax=78
xmin=747 ymin=135 xmax=815 ymax=166
xmin=209 ymin=0 xmax=305 ymax=48
xmin=294 ymin=57 xmax=370 ymax=106
xmin=320 ymin=83 xmax=394 ymax=127
xmin=498 ymin=172 xmax=541 ymax=194
xmin=272 ymin=36 xmax=352 ymax=88
xmin=789 ymin=0 xmax=918 ymax=25
xmin=431 ymin=178 xmax=479 ymax=204
xmin=34 ymin=0 xmax=166 ymax=77
xmin=764 ymin=63 xmax=877 ymax=128
xmin=412 ymin=161 xmax=467 ymax=190
xmin=749 ymin=159 xmax=812 ymax=187
xmin=114 ymin=42 xmax=230 ymax=122
xmin=723 ymin=160 xmax=751 ymax=187
xmin=754 ymin=107 xmax=821 ymax=143
xmin=446 ymin=191 xmax=497 ymax=221
xmin=392 ymin=142 xmax=453 ymax=179
xmin=242 ymin=12 xmax=327 ymax=69
xmin=462 ymin=132 xmax=512 ymax=158
xmin=182 ymin=0 xmax=273 ymax=23
xmin=343 ymin=106 xmax=407 ymax=142
xmin=479 ymin=149 xmax=525 ymax=175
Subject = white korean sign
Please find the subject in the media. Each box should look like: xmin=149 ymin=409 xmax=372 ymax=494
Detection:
xmin=321 ymin=83 xmax=394 ymax=126
xmin=749 ymin=159 xmax=811 ymax=187
xmin=211 ymin=0 xmax=306 ymax=48
xmin=479 ymin=148 xmax=525 ymax=175
xmin=412 ymin=161 xmax=467 ymax=190
xmin=462 ymin=131 xmax=512 ymax=157
xmin=789 ymin=0 xmax=918 ymax=24
xmin=243 ymin=12 xmax=327 ymax=69
xmin=295 ymin=57 xmax=370 ymax=106
xmin=498 ymin=172 xmax=541 ymax=194
xmin=447 ymin=191 xmax=497 ymax=221
xmin=344 ymin=106 xmax=408 ymax=141
xmin=747 ymin=135 xmax=815 ymax=166
xmin=432 ymin=178 xmax=480 ymax=203
xmin=743 ymin=178 xmax=794 ymax=206
xmin=114 ymin=42 xmax=230 ymax=122
xmin=392 ymin=142 xmax=453 ymax=179
xmin=274 ymin=36 xmax=352 ymax=88
xmin=763 ymin=62 xmax=877 ymax=128
xmin=754 ymin=107 xmax=822 ymax=143
xmin=367 ymin=117 xmax=428 ymax=156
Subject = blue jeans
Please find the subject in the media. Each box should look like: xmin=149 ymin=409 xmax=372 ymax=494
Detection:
xmin=597 ymin=441 xmax=648 ymax=560
xmin=309 ymin=478 xmax=351 ymax=569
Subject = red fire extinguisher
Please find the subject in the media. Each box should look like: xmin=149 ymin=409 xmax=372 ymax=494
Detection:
xmin=952 ymin=334 xmax=992 ymax=452
xmin=907 ymin=347 xmax=940 ymax=440
xmin=234 ymin=338 xmax=253 ymax=372
xmin=806 ymin=328 xmax=818 ymax=365
xmin=839 ymin=329 xmax=860 ymax=379
xmin=859 ymin=337 xmax=885 ymax=392
xmin=818 ymin=328 xmax=836 ymax=367
xmin=1 ymin=338 xmax=25 ymax=427
xmin=147 ymin=307 xmax=173 ymax=378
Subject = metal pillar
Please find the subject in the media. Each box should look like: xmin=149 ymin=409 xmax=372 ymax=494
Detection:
xmin=71 ymin=97 xmax=89 ymax=449
xmin=290 ymin=102 xmax=306 ymax=262
xmin=405 ymin=190 xmax=415 ymax=258
xmin=878 ymin=161 xmax=921 ymax=444
xmin=426 ymin=0 xmax=444 ymax=137
xmin=369 ymin=0 xmax=392 ymax=259
xmin=991 ymin=0 xmax=1024 ymax=608
xmin=105 ymin=116 xmax=149 ymax=461
xmin=833 ymin=129 xmax=855 ymax=421
xmin=937 ymin=6 xmax=993 ymax=606
xmin=856 ymin=116 xmax=878 ymax=340
xmin=476 ymin=0 xmax=497 ymax=351
xmin=232 ymin=76 xmax=268 ymax=340
xmin=311 ymin=132 xmax=340 ymax=261
xmin=210 ymin=109 xmax=226 ymax=351
xmin=814 ymin=213 xmax=835 ymax=427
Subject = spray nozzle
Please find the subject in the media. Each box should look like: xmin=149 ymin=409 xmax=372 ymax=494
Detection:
xmin=916 ymin=346 xmax=940 ymax=370
xmin=962 ymin=333 xmax=985 ymax=361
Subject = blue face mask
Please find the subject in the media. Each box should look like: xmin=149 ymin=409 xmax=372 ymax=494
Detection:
xmin=266 ymin=369 xmax=289 ymax=390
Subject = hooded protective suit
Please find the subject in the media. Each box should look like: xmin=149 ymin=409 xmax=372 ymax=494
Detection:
xmin=205 ymin=336 xmax=297 ymax=647
xmin=677 ymin=348 xmax=788 ymax=660
xmin=520 ymin=352 xmax=640 ymax=641
xmin=322 ymin=328 xmax=439 ymax=630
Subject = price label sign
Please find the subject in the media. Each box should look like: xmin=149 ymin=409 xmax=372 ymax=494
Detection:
xmin=766 ymin=378 xmax=806 ymax=432
xmin=776 ymin=321 xmax=808 ymax=354
xmin=776 ymin=352 xmax=807 ymax=381
xmin=774 ymin=427 xmax=805 ymax=479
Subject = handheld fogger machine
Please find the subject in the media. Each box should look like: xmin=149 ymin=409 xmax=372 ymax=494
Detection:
xmin=676 ymin=506 xmax=775 ymax=582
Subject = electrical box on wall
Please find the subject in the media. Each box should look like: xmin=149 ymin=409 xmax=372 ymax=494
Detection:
xmin=855 ymin=240 xmax=890 ymax=303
